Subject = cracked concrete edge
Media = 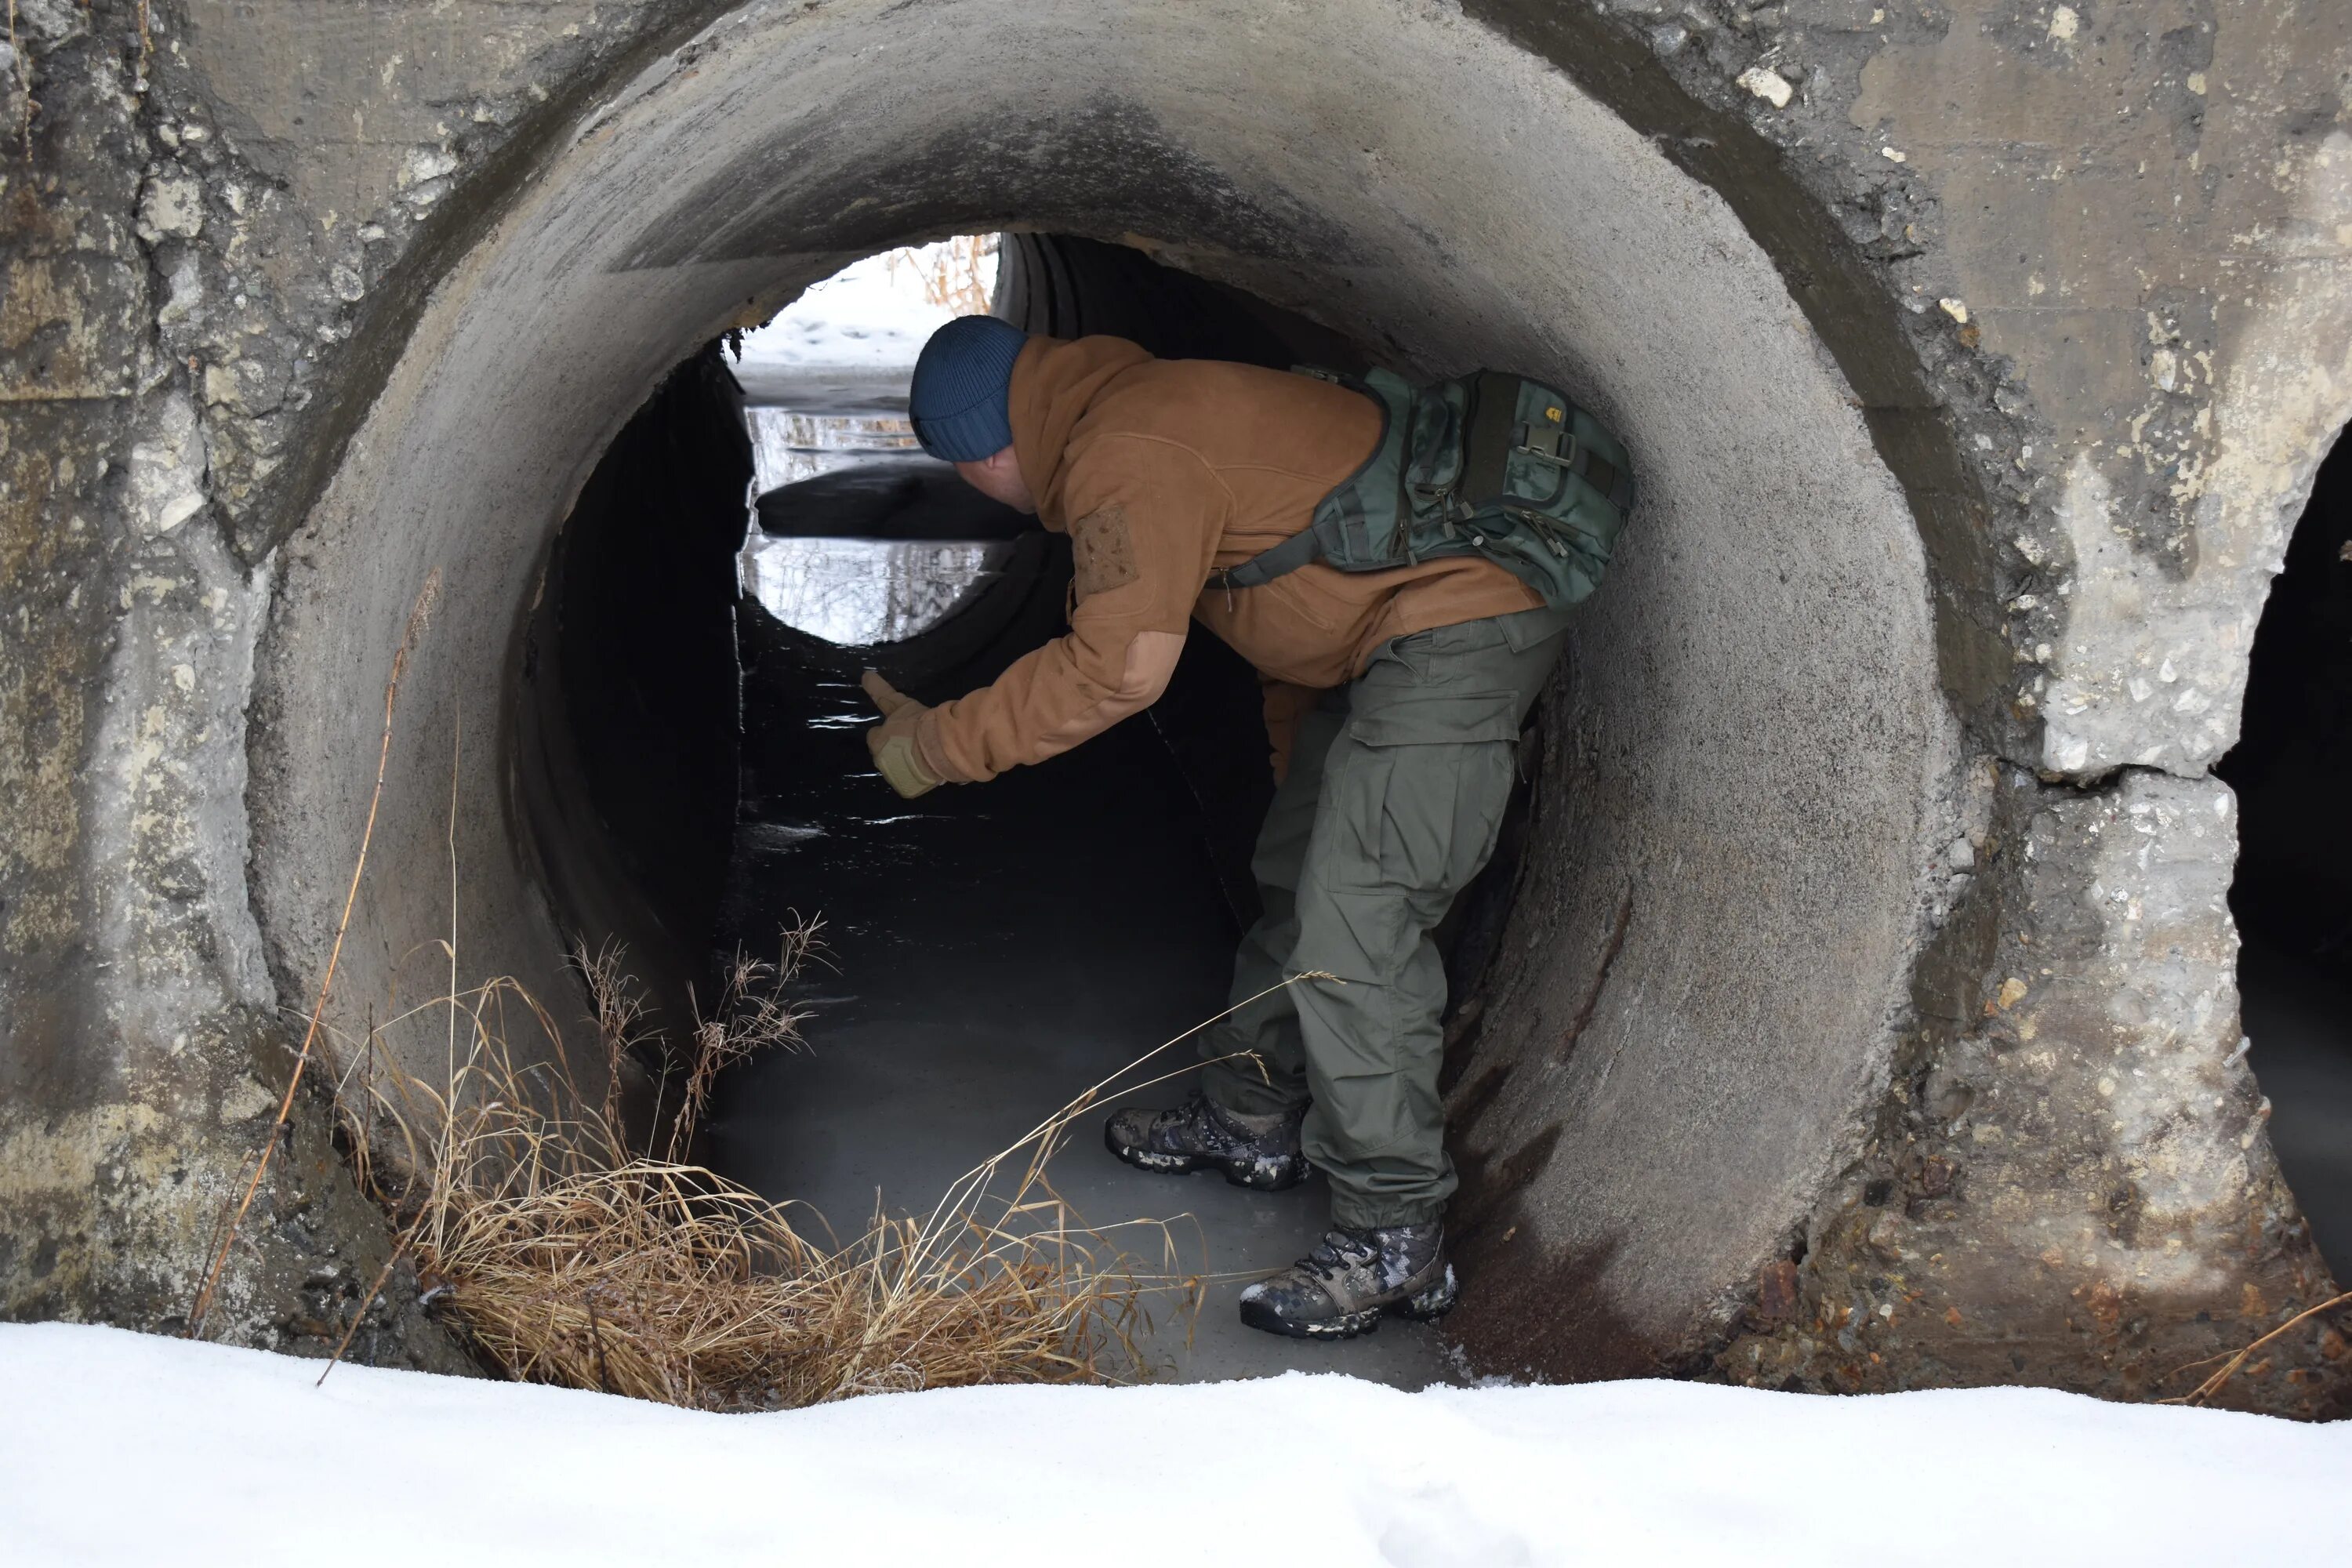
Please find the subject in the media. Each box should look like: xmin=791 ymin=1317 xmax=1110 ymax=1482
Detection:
xmin=43 ymin=0 xmax=2352 ymax=784
xmin=149 ymin=0 xmax=750 ymax=567
xmin=2038 ymin=135 xmax=2352 ymax=779
xmin=1723 ymin=764 xmax=2346 ymax=1418
xmin=1554 ymin=0 xmax=2352 ymax=791
xmin=0 ymin=0 xmax=470 ymax=1365
xmin=2 ymin=0 xmax=807 ymax=1356
xmin=1501 ymin=1 xmax=2349 ymax=1405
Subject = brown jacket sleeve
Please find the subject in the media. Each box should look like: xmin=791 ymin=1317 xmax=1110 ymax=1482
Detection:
xmin=917 ymin=437 xmax=1225 ymax=782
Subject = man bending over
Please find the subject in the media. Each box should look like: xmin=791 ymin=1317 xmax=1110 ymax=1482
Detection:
xmin=864 ymin=315 xmax=1573 ymax=1340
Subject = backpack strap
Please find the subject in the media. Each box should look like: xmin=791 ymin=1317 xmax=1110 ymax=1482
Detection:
xmin=1204 ymin=365 xmax=1392 ymax=594
xmin=1509 ymin=417 xmax=1632 ymax=509
xmin=1206 ymin=525 xmax=1323 ymax=592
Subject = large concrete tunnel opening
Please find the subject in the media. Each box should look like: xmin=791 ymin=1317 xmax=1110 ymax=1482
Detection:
xmin=245 ymin=0 xmax=1971 ymax=1380
xmin=2222 ymin=429 xmax=2352 ymax=1281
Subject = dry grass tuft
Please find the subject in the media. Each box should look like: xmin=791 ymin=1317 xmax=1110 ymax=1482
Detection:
xmin=328 ymin=933 xmax=1210 ymax=1410
xmin=886 ymin=234 xmax=999 ymax=314
xmin=197 ymin=564 xmax=1236 ymax=1409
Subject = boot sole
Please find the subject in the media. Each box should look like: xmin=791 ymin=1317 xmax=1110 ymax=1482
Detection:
xmin=1103 ymin=1123 xmax=1308 ymax=1192
xmin=1237 ymin=1269 xmax=1459 ymax=1341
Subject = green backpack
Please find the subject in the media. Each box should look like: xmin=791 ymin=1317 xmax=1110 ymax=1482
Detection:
xmin=1211 ymin=367 xmax=1635 ymax=611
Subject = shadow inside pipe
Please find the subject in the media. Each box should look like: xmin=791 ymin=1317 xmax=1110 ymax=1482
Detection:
xmin=2220 ymin=427 xmax=2352 ymax=1283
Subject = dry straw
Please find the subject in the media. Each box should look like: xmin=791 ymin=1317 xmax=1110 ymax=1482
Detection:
xmin=321 ymin=935 xmax=1231 ymax=1408
xmin=194 ymin=566 xmax=1302 ymax=1410
xmin=2158 ymin=1287 xmax=2352 ymax=1408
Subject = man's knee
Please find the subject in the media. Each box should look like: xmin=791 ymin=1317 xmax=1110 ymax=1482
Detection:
xmin=1289 ymin=883 xmax=1416 ymax=986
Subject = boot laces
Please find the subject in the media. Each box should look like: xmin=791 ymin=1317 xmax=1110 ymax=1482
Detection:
xmin=1156 ymin=1090 xmax=1218 ymax=1141
xmin=1305 ymin=1229 xmax=1380 ymax=1279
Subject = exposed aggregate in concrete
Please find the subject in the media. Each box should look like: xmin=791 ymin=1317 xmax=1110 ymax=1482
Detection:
xmin=2 ymin=0 xmax=2345 ymax=1409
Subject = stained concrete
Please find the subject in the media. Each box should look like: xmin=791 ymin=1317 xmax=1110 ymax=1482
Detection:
xmin=242 ymin=0 xmax=1954 ymax=1392
xmin=3 ymin=0 xmax=2347 ymax=1411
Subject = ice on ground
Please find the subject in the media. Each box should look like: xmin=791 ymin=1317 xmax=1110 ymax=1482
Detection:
xmin=745 ymin=408 xmax=923 ymax=493
xmin=740 ymin=536 xmax=1012 ymax=645
xmin=3 ymin=1323 xmax=2347 ymax=1567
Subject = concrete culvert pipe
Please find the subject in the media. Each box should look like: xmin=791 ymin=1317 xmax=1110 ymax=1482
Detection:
xmin=12 ymin=0 xmax=2345 ymax=1414
xmin=254 ymin=0 xmax=1954 ymax=1383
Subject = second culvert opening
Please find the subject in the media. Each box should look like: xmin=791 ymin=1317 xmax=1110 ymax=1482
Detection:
xmin=2221 ymin=427 xmax=2352 ymax=1280
xmin=256 ymin=0 xmax=1956 ymax=1383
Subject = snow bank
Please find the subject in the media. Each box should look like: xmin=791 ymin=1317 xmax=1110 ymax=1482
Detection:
xmin=2 ymin=1323 xmax=2343 ymax=1566
xmin=738 ymin=241 xmax=996 ymax=377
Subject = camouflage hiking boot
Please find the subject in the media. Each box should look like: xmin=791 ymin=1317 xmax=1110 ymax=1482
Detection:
xmin=1103 ymin=1089 xmax=1309 ymax=1192
xmin=1238 ymin=1221 xmax=1457 ymax=1340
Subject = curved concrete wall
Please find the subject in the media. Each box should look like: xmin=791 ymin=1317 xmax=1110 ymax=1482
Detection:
xmin=4 ymin=0 xmax=2344 ymax=1413
xmin=253 ymin=0 xmax=1947 ymax=1377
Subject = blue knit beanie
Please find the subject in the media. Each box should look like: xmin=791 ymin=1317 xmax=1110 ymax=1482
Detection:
xmin=909 ymin=316 xmax=1028 ymax=462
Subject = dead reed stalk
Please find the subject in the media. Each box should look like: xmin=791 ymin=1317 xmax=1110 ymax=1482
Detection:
xmin=187 ymin=572 xmax=441 ymax=1338
xmin=2159 ymin=1288 xmax=2352 ymax=1407
xmin=207 ymin=565 xmax=1285 ymax=1406
xmin=324 ymin=942 xmax=1247 ymax=1409
xmin=887 ymin=234 xmax=997 ymax=314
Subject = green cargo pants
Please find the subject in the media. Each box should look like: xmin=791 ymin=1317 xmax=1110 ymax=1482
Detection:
xmin=1200 ymin=607 xmax=1570 ymax=1229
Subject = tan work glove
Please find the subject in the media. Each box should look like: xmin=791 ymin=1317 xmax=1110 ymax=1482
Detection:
xmin=861 ymin=670 xmax=943 ymax=800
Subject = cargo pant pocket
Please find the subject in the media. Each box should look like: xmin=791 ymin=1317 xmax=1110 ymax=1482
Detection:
xmin=1291 ymin=735 xmax=1513 ymax=978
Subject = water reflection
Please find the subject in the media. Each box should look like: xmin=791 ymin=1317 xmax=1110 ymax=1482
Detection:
xmin=745 ymin=409 xmax=921 ymax=495
xmin=739 ymin=535 xmax=1014 ymax=645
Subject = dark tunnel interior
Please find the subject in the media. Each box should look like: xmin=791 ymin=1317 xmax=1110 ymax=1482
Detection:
xmin=528 ymin=235 xmax=1542 ymax=1380
xmin=2220 ymin=430 xmax=2352 ymax=1280
xmin=523 ymin=349 xmax=755 ymax=1008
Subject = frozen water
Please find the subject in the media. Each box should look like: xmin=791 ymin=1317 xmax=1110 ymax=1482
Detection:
xmin=744 ymin=408 xmax=922 ymax=495
xmin=739 ymin=535 xmax=1012 ymax=645
xmin=732 ymin=238 xmax=1017 ymax=644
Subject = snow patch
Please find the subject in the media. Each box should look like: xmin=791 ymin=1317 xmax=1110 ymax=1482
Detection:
xmin=2 ymin=1323 xmax=2346 ymax=1566
xmin=740 ymin=537 xmax=1011 ymax=645
xmin=739 ymin=240 xmax=999 ymax=379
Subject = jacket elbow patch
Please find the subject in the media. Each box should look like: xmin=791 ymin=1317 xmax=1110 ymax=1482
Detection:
xmin=1030 ymin=630 xmax=1186 ymax=758
xmin=1120 ymin=630 xmax=1185 ymax=704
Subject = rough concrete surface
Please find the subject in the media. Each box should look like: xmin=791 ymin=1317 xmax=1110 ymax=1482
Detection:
xmin=0 ymin=0 xmax=2344 ymax=1414
xmin=1725 ymin=769 xmax=2334 ymax=1404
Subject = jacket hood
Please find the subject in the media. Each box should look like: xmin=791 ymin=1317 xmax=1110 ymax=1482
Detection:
xmin=1006 ymin=334 xmax=1155 ymax=530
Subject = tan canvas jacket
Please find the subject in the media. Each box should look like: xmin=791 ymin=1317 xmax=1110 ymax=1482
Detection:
xmin=914 ymin=336 xmax=1541 ymax=785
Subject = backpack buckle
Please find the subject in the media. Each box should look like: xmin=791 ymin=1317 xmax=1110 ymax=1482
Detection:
xmin=1514 ymin=422 xmax=1576 ymax=466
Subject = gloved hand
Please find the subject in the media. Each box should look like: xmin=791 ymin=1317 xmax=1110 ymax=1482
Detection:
xmin=861 ymin=670 xmax=942 ymax=799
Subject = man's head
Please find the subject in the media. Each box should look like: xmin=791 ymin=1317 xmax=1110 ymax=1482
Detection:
xmin=910 ymin=315 xmax=1036 ymax=514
